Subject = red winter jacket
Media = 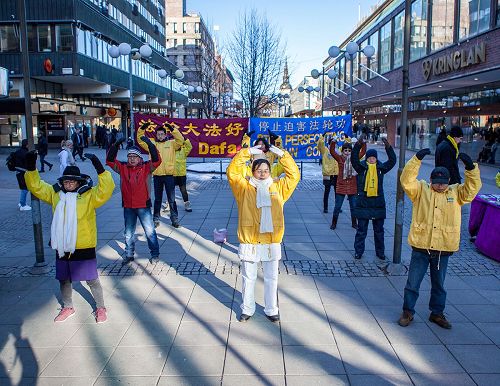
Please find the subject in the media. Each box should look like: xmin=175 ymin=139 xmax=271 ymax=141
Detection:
xmin=107 ymin=158 xmax=161 ymax=208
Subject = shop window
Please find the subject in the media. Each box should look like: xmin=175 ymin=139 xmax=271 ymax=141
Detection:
xmin=459 ymin=0 xmax=490 ymax=39
xmin=410 ymin=0 xmax=428 ymax=61
xmin=0 ymin=25 xmax=19 ymax=52
xmin=431 ymin=0 xmax=454 ymax=51
xmin=380 ymin=20 xmax=392 ymax=73
xmin=368 ymin=30 xmax=378 ymax=78
xmin=37 ymin=25 xmax=52 ymax=52
xmin=393 ymin=11 xmax=404 ymax=68
xmin=56 ymin=25 xmax=73 ymax=52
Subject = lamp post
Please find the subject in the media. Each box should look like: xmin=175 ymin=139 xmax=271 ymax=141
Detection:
xmin=158 ymin=68 xmax=185 ymax=118
xmin=276 ymin=93 xmax=290 ymax=117
xmin=108 ymin=43 xmax=152 ymax=143
xmin=298 ymin=84 xmax=318 ymax=116
xmin=327 ymin=42 xmax=375 ymax=114
xmin=180 ymin=84 xmax=203 ymax=118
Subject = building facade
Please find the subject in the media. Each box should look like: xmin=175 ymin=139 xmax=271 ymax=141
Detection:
xmin=323 ymin=0 xmax=500 ymax=162
xmin=0 ymin=0 xmax=187 ymax=147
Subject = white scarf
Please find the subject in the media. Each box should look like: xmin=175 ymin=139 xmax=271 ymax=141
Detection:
xmin=249 ymin=176 xmax=274 ymax=233
xmin=343 ymin=154 xmax=357 ymax=179
xmin=51 ymin=191 xmax=78 ymax=257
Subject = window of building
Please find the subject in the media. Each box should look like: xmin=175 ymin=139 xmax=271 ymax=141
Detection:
xmin=431 ymin=0 xmax=454 ymax=51
xmin=410 ymin=0 xmax=428 ymax=61
xmin=360 ymin=40 xmax=368 ymax=81
xmin=393 ymin=10 xmax=404 ymax=68
xmin=182 ymin=22 xmax=187 ymax=33
xmin=380 ymin=20 xmax=392 ymax=73
xmin=76 ymin=27 xmax=85 ymax=54
xmin=459 ymin=0 xmax=490 ymax=39
xmin=368 ymin=30 xmax=378 ymax=78
xmin=173 ymin=22 xmax=177 ymax=33
xmin=37 ymin=25 xmax=52 ymax=52
xmin=195 ymin=22 xmax=200 ymax=33
xmin=351 ymin=50 xmax=359 ymax=85
xmin=56 ymin=25 xmax=73 ymax=52
xmin=0 ymin=25 xmax=19 ymax=52
xmin=183 ymin=38 xmax=186 ymax=46
xmin=173 ymin=39 xmax=177 ymax=47
xmin=339 ymin=57 xmax=345 ymax=90
xmin=27 ymin=25 xmax=37 ymax=51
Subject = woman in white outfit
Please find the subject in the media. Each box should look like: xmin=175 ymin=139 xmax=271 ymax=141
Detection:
xmin=226 ymin=143 xmax=300 ymax=322
xmin=58 ymin=140 xmax=76 ymax=176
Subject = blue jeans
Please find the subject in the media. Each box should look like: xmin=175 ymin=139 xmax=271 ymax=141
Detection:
xmin=19 ymin=190 xmax=28 ymax=206
xmin=333 ymin=193 xmax=354 ymax=217
xmin=153 ymin=175 xmax=178 ymax=223
xmin=123 ymin=208 xmax=159 ymax=258
xmin=354 ymin=218 xmax=385 ymax=257
xmin=403 ymin=250 xmax=449 ymax=316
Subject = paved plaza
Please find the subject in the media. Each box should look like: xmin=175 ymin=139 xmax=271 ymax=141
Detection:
xmin=0 ymin=147 xmax=499 ymax=385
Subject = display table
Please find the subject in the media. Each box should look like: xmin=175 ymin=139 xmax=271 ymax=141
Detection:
xmin=469 ymin=194 xmax=500 ymax=262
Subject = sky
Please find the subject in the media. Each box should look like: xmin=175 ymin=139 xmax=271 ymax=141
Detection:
xmin=188 ymin=0 xmax=383 ymax=87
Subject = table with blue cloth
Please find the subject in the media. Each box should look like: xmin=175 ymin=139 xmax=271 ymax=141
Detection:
xmin=468 ymin=194 xmax=500 ymax=262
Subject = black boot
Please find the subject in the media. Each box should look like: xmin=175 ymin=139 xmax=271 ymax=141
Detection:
xmin=330 ymin=215 xmax=338 ymax=230
xmin=351 ymin=216 xmax=358 ymax=229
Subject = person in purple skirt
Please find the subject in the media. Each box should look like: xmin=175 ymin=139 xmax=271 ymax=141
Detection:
xmin=24 ymin=151 xmax=115 ymax=323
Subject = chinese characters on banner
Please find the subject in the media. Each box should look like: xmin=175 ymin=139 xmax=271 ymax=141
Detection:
xmin=249 ymin=115 xmax=353 ymax=159
xmin=134 ymin=114 xmax=248 ymax=158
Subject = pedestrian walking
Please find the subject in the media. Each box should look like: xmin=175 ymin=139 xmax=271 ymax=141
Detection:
xmin=351 ymin=137 xmax=397 ymax=260
xmin=107 ymin=137 xmax=162 ymax=265
xmin=173 ymin=138 xmax=193 ymax=212
xmin=398 ymin=148 xmax=481 ymax=329
xmin=10 ymin=139 xmax=31 ymax=211
xmin=328 ymin=139 xmax=367 ymax=230
xmin=317 ymin=134 xmax=339 ymax=213
xmin=137 ymin=123 xmax=184 ymax=228
xmin=71 ymin=128 xmax=86 ymax=161
xmin=435 ymin=125 xmax=463 ymax=184
xmin=82 ymin=124 xmax=89 ymax=148
xmin=58 ymin=140 xmax=76 ymax=177
xmin=24 ymin=151 xmax=115 ymax=323
xmin=227 ymin=143 xmax=300 ymax=323
xmin=36 ymin=131 xmax=53 ymax=172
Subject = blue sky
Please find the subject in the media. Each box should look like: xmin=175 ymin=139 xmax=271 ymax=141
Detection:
xmin=188 ymin=0 xmax=382 ymax=87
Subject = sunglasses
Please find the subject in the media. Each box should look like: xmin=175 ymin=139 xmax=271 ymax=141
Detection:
xmin=343 ymin=149 xmax=352 ymax=152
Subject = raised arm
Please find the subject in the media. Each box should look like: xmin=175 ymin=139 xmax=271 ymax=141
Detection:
xmin=105 ymin=139 xmax=123 ymax=174
xmin=183 ymin=138 xmax=193 ymax=157
xmin=84 ymin=153 xmax=115 ymax=208
xmin=23 ymin=151 xmax=55 ymax=204
xmin=171 ymin=126 xmax=184 ymax=151
xmin=317 ymin=136 xmax=328 ymax=157
xmin=140 ymin=136 xmax=161 ymax=172
xmin=380 ymin=138 xmax=397 ymax=174
xmin=227 ymin=147 xmax=253 ymax=202
xmin=329 ymin=141 xmax=343 ymax=163
xmin=456 ymin=153 xmax=482 ymax=205
xmin=276 ymin=150 xmax=300 ymax=202
xmin=400 ymin=155 xmax=424 ymax=202
xmin=351 ymin=142 xmax=366 ymax=174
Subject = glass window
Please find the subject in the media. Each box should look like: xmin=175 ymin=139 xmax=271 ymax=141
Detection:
xmin=76 ymin=27 xmax=85 ymax=54
xmin=410 ymin=0 xmax=428 ymax=61
xmin=195 ymin=22 xmax=200 ymax=33
xmin=497 ymin=0 xmax=500 ymax=25
xmin=431 ymin=0 xmax=454 ymax=51
xmin=27 ymin=25 xmax=37 ymax=51
xmin=38 ymin=25 xmax=52 ymax=52
xmin=352 ymin=49 xmax=358 ymax=85
xmin=183 ymin=22 xmax=187 ymax=33
xmin=173 ymin=22 xmax=177 ymax=33
xmin=459 ymin=0 xmax=490 ymax=39
xmin=368 ymin=31 xmax=378 ymax=78
xmin=380 ymin=20 xmax=392 ymax=73
xmin=393 ymin=11 xmax=404 ymax=68
xmin=360 ymin=40 xmax=368 ymax=81
xmin=0 ymin=25 xmax=19 ymax=52
xmin=56 ymin=25 xmax=73 ymax=52
xmin=339 ymin=57 xmax=345 ymax=90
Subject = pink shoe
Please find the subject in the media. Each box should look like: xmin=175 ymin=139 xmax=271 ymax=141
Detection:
xmin=95 ymin=307 xmax=107 ymax=323
xmin=54 ymin=307 xmax=75 ymax=322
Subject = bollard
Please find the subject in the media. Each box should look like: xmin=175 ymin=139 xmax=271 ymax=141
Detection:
xmin=29 ymin=194 xmax=50 ymax=275
xmin=220 ymin=160 xmax=223 ymax=180
xmin=300 ymin=161 xmax=303 ymax=180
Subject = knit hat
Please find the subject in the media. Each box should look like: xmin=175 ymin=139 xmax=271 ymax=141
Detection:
xmin=430 ymin=167 xmax=450 ymax=184
xmin=127 ymin=146 xmax=144 ymax=159
xmin=58 ymin=166 xmax=88 ymax=183
xmin=450 ymin=126 xmax=463 ymax=138
xmin=366 ymin=149 xmax=378 ymax=159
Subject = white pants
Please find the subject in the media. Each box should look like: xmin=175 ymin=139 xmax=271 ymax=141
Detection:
xmin=241 ymin=260 xmax=279 ymax=316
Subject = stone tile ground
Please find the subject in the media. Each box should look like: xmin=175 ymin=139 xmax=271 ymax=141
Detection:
xmin=0 ymin=147 xmax=499 ymax=385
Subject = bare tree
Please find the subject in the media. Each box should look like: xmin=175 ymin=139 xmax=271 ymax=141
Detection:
xmin=228 ymin=9 xmax=286 ymax=117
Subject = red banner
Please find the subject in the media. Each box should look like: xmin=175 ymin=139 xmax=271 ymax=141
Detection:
xmin=134 ymin=113 xmax=248 ymax=158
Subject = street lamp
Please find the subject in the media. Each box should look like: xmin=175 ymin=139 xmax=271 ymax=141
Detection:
xmin=275 ymin=93 xmax=290 ymax=117
xmin=180 ymin=84 xmax=203 ymax=118
xmin=327 ymin=41 xmax=375 ymax=114
xmin=158 ymin=68 xmax=185 ymax=117
xmin=108 ymin=42 xmax=152 ymax=143
xmin=306 ymin=68 xmax=344 ymax=116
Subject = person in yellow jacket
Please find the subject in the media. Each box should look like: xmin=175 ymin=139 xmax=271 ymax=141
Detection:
xmin=317 ymin=134 xmax=339 ymax=213
xmin=227 ymin=143 xmax=300 ymax=323
xmin=173 ymin=138 xmax=193 ymax=212
xmin=398 ymin=148 xmax=481 ymax=330
xmin=137 ymin=123 xmax=184 ymax=228
xmin=23 ymin=151 xmax=115 ymax=323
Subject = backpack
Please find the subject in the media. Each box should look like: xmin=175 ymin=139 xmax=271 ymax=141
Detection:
xmin=6 ymin=152 xmax=16 ymax=171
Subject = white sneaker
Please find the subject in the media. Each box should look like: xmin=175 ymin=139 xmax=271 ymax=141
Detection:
xmin=20 ymin=205 xmax=32 ymax=211
xmin=161 ymin=202 xmax=170 ymax=213
xmin=184 ymin=201 xmax=192 ymax=212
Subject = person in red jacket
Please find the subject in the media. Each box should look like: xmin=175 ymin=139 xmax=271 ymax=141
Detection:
xmin=106 ymin=136 xmax=161 ymax=264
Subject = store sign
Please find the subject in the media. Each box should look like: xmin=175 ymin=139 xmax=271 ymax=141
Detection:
xmin=422 ymin=42 xmax=486 ymax=80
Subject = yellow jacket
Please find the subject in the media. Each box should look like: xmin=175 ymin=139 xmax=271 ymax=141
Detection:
xmin=317 ymin=137 xmax=339 ymax=176
xmin=137 ymin=127 xmax=184 ymax=176
xmin=496 ymin=172 xmax=500 ymax=188
xmin=227 ymin=148 xmax=300 ymax=244
xmin=401 ymin=156 xmax=481 ymax=252
xmin=24 ymin=170 xmax=115 ymax=250
xmin=174 ymin=139 xmax=193 ymax=177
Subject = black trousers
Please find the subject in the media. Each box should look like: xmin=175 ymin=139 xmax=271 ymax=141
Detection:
xmin=72 ymin=146 xmax=85 ymax=160
xmin=153 ymin=175 xmax=178 ymax=222
xmin=323 ymin=175 xmax=337 ymax=210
